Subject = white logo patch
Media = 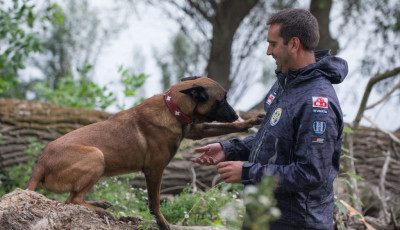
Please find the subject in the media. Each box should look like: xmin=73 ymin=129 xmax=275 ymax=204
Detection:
xmin=270 ymin=108 xmax=282 ymax=126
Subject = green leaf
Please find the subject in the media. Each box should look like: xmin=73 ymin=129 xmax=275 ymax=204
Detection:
xmin=349 ymin=194 xmax=364 ymax=206
xmin=27 ymin=9 xmax=34 ymax=27
xmin=342 ymin=153 xmax=356 ymax=161
xmin=335 ymin=200 xmax=349 ymax=215
xmin=343 ymin=125 xmax=354 ymax=134
xmin=346 ymin=172 xmax=365 ymax=181
xmin=341 ymin=179 xmax=354 ymax=189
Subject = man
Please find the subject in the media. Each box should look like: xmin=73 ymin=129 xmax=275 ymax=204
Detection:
xmin=191 ymin=8 xmax=348 ymax=230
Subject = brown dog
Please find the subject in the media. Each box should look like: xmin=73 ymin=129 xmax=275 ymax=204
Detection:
xmin=25 ymin=77 xmax=261 ymax=230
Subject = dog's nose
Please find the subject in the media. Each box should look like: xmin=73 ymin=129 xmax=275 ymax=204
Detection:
xmin=226 ymin=112 xmax=238 ymax=122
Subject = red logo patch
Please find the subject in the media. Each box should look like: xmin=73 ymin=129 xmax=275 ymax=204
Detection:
xmin=312 ymin=97 xmax=328 ymax=109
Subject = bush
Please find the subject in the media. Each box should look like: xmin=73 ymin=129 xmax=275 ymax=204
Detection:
xmin=0 ymin=137 xmax=44 ymax=196
xmin=33 ymin=65 xmax=116 ymax=109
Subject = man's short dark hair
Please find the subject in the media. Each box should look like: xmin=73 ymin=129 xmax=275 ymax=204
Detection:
xmin=267 ymin=8 xmax=319 ymax=51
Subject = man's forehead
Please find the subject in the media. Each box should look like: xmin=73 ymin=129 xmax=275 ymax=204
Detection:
xmin=268 ymin=24 xmax=281 ymax=34
xmin=267 ymin=25 xmax=281 ymax=40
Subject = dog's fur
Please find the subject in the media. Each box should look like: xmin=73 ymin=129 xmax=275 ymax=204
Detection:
xmin=25 ymin=77 xmax=261 ymax=230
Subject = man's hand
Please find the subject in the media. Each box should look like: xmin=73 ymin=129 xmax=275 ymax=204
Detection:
xmin=217 ymin=161 xmax=243 ymax=183
xmin=191 ymin=143 xmax=226 ymax=165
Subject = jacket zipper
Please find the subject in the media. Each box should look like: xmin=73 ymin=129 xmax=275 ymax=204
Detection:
xmin=250 ymin=77 xmax=287 ymax=163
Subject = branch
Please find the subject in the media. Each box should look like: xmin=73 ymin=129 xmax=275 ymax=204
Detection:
xmin=379 ymin=150 xmax=391 ymax=225
xmin=191 ymin=166 xmax=197 ymax=193
xmin=365 ymin=80 xmax=400 ymax=110
xmin=362 ymin=115 xmax=400 ymax=144
xmin=186 ymin=0 xmax=212 ymax=22
xmin=352 ymin=66 xmax=400 ymax=129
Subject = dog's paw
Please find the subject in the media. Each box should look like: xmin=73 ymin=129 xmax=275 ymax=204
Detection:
xmin=157 ymin=223 xmax=171 ymax=230
xmin=257 ymin=113 xmax=266 ymax=120
xmin=89 ymin=201 xmax=113 ymax=209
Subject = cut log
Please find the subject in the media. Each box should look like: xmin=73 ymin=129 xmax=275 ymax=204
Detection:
xmin=1 ymin=98 xmax=399 ymax=197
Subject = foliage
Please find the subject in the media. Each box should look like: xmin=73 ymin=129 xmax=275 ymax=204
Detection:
xmin=33 ymin=64 xmax=116 ymax=109
xmin=0 ymin=0 xmax=61 ymax=98
xmin=242 ymin=176 xmax=280 ymax=230
xmin=117 ymin=65 xmax=148 ymax=110
xmin=155 ymin=32 xmax=205 ymax=91
xmin=162 ymin=183 xmax=245 ymax=228
xmin=32 ymin=0 xmax=127 ymax=90
xmin=0 ymin=137 xmax=44 ymax=196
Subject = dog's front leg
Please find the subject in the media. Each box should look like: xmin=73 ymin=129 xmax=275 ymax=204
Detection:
xmin=144 ymin=168 xmax=170 ymax=230
xmin=185 ymin=115 xmax=264 ymax=140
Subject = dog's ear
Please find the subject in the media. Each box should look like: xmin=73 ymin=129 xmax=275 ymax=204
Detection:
xmin=181 ymin=76 xmax=202 ymax=82
xmin=179 ymin=84 xmax=209 ymax=103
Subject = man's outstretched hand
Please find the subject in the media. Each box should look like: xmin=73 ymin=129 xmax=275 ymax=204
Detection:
xmin=191 ymin=143 xmax=226 ymax=165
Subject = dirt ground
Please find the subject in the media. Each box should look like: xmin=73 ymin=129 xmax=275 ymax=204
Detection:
xmin=0 ymin=188 xmax=226 ymax=230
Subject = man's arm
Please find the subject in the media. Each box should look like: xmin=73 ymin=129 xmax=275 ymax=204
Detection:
xmin=220 ymin=133 xmax=257 ymax=161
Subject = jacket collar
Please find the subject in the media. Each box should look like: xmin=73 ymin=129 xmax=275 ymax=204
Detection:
xmin=275 ymin=49 xmax=334 ymax=86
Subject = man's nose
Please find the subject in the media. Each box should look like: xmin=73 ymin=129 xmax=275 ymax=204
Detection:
xmin=266 ymin=46 xmax=272 ymax=56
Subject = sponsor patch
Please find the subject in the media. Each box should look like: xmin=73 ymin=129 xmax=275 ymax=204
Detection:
xmin=312 ymin=97 xmax=328 ymax=109
xmin=312 ymin=137 xmax=325 ymax=144
xmin=313 ymin=120 xmax=326 ymax=136
xmin=313 ymin=108 xmax=328 ymax=114
xmin=270 ymin=108 xmax=282 ymax=126
xmin=266 ymin=91 xmax=277 ymax=105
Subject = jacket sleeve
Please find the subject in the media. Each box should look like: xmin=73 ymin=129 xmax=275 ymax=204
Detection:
xmin=241 ymin=96 xmax=342 ymax=194
xmin=220 ymin=134 xmax=257 ymax=161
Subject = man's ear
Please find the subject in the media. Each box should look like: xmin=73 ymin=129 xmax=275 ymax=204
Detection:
xmin=290 ymin=37 xmax=301 ymax=51
xmin=179 ymin=84 xmax=209 ymax=103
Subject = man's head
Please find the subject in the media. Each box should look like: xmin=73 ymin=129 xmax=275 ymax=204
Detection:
xmin=266 ymin=9 xmax=319 ymax=74
xmin=267 ymin=8 xmax=319 ymax=51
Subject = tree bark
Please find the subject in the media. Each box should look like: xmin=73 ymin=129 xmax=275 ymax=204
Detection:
xmin=0 ymin=98 xmax=111 ymax=170
xmin=1 ymin=99 xmax=399 ymax=197
xmin=206 ymin=0 xmax=260 ymax=90
xmin=310 ymin=0 xmax=339 ymax=54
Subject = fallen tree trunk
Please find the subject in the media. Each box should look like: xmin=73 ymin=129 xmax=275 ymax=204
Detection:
xmin=0 ymin=98 xmax=111 ymax=169
xmin=1 ymin=98 xmax=399 ymax=196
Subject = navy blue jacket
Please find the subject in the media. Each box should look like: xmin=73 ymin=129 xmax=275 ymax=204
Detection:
xmin=220 ymin=50 xmax=348 ymax=229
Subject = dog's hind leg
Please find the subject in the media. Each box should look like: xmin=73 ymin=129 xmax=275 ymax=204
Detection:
xmin=64 ymin=147 xmax=114 ymax=219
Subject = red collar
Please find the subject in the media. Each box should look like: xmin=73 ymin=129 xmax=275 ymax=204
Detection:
xmin=164 ymin=90 xmax=193 ymax=124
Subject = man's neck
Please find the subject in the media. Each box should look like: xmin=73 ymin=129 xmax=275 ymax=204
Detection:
xmin=291 ymin=50 xmax=316 ymax=70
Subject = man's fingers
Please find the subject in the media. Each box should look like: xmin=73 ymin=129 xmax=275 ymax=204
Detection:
xmin=217 ymin=161 xmax=229 ymax=169
xmin=191 ymin=155 xmax=215 ymax=165
xmin=194 ymin=146 xmax=209 ymax=153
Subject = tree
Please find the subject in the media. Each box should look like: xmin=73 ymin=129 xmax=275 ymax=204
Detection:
xmin=0 ymin=0 xmax=60 ymax=98
xmin=31 ymin=0 xmax=128 ymax=89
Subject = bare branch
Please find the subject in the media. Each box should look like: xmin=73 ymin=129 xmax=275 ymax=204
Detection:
xmin=362 ymin=115 xmax=400 ymax=144
xmin=365 ymin=80 xmax=400 ymax=110
xmin=379 ymin=150 xmax=391 ymax=225
xmin=187 ymin=0 xmax=212 ymax=22
xmin=191 ymin=166 xmax=197 ymax=193
xmin=352 ymin=66 xmax=400 ymax=129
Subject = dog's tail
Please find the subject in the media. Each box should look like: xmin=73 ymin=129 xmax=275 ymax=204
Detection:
xmin=25 ymin=164 xmax=45 ymax=191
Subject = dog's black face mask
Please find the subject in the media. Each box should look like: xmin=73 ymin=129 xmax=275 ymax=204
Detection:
xmin=180 ymin=81 xmax=238 ymax=123
xmin=205 ymin=96 xmax=238 ymax=122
